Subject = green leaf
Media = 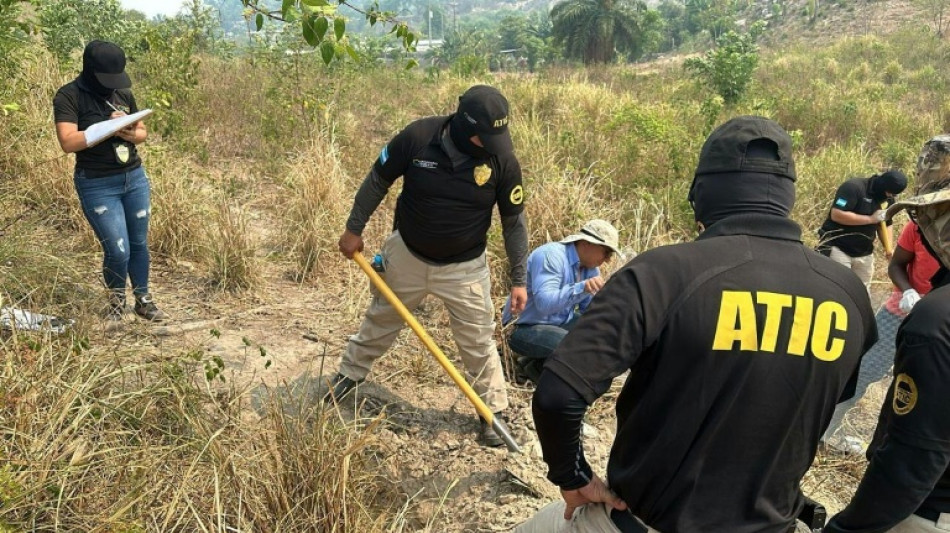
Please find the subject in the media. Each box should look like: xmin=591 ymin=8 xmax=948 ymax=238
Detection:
xmin=315 ymin=16 xmax=329 ymax=42
xmin=334 ymin=17 xmax=345 ymax=41
xmin=320 ymin=40 xmax=335 ymax=64
xmin=302 ymin=16 xmax=317 ymax=45
xmin=405 ymin=58 xmax=418 ymax=70
xmin=301 ymin=0 xmax=328 ymax=5
xmin=344 ymin=43 xmax=360 ymax=62
xmin=255 ymin=13 xmax=263 ymax=31
xmin=281 ymin=0 xmax=294 ymax=16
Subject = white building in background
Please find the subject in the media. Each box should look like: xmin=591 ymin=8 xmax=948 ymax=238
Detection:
xmin=415 ymin=39 xmax=443 ymax=54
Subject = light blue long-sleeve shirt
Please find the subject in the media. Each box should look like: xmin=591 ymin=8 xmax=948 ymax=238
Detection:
xmin=502 ymin=241 xmax=599 ymax=326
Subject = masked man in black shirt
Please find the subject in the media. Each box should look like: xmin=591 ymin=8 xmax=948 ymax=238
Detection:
xmin=824 ymin=134 xmax=950 ymax=533
xmin=515 ymin=116 xmax=877 ymax=533
xmin=328 ymin=85 xmax=529 ymax=447
xmin=817 ymin=170 xmax=908 ymax=292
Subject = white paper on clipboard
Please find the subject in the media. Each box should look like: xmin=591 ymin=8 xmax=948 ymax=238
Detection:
xmin=83 ymin=109 xmax=153 ymax=148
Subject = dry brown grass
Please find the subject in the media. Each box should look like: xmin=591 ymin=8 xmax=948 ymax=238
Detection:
xmin=278 ymin=130 xmax=353 ymax=282
xmin=0 ymin=330 xmax=406 ymax=532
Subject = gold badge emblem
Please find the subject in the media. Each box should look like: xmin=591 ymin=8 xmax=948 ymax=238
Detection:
xmin=474 ymin=164 xmax=492 ymax=186
xmin=509 ymin=184 xmax=524 ymax=205
xmin=114 ymin=144 xmax=130 ymax=163
xmin=892 ymin=373 xmax=918 ymax=415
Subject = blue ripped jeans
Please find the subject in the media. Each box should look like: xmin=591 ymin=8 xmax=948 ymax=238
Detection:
xmin=74 ymin=166 xmax=152 ymax=297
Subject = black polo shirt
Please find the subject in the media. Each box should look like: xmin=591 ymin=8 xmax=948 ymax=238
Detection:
xmin=825 ymin=283 xmax=950 ymax=532
xmin=546 ymin=214 xmax=877 ymax=533
xmin=373 ymin=115 xmax=524 ymax=264
xmin=818 ymin=177 xmax=886 ymax=257
xmin=53 ymin=79 xmax=141 ymax=177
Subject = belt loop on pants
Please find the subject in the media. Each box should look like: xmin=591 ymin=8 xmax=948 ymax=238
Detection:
xmin=610 ymin=508 xmax=649 ymax=533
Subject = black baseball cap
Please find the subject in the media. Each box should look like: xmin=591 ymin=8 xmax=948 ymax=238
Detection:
xmin=82 ymin=40 xmax=132 ymax=90
xmin=694 ymin=115 xmax=796 ymax=181
xmin=457 ymin=85 xmax=513 ymax=155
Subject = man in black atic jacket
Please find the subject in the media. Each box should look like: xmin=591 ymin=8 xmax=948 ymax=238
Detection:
xmin=824 ymin=134 xmax=950 ymax=533
xmin=515 ymin=116 xmax=877 ymax=533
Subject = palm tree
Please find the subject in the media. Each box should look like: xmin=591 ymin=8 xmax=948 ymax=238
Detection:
xmin=550 ymin=0 xmax=649 ymax=64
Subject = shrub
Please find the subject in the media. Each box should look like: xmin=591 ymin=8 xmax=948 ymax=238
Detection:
xmin=684 ymin=23 xmax=763 ymax=105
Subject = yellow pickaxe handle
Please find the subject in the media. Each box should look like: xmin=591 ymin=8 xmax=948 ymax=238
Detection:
xmin=351 ymin=253 xmax=521 ymax=453
xmin=878 ymin=202 xmax=893 ymax=256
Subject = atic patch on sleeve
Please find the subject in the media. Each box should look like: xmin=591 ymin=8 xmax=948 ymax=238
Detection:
xmin=834 ymin=197 xmax=848 ymax=208
xmin=509 ymin=185 xmax=524 ymax=205
xmin=379 ymin=145 xmax=389 ymax=166
xmin=892 ymin=373 xmax=917 ymax=415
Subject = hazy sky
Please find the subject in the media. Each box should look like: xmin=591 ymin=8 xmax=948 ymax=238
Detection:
xmin=118 ymin=0 xmax=189 ymax=18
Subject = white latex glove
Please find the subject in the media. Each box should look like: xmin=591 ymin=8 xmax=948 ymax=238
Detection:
xmin=900 ymin=288 xmax=921 ymax=313
xmin=872 ymin=210 xmax=887 ymax=223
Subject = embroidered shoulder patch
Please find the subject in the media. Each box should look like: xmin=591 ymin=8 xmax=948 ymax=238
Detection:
xmin=379 ymin=146 xmax=389 ymax=165
xmin=893 ymin=373 xmax=918 ymax=415
xmin=834 ymin=197 xmax=847 ymax=208
xmin=510 ymin=185 xmax=524 ymax=205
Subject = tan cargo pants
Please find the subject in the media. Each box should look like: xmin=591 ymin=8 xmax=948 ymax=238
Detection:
xmin=827 ymin=246 xmax=874 ymax=293
xmin=513 ymin=501 xmax=814 ymax=533
xmin=890 ymin=513 xmax=950 ymax=532
xmin=338 ymin=231 xmax=509 ymax=413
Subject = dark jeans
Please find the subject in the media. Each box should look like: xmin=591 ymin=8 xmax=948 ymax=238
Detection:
xmin=74 ymin=165 xmax=152 ymax=297
xmin=508 ymin=317 xmax=579 ymax=383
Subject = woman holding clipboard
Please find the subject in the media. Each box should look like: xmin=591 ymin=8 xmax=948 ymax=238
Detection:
xmin=53 ymin=40 xmax=164 ymax=322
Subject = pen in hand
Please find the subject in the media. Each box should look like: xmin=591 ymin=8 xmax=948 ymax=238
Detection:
xmin=104 ymin=98 xmax=136 ymax=138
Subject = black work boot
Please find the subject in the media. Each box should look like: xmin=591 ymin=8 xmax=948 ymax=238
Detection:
xmin=478 ymin=412 xmax=507 ymax=447
xmin=322 ymin=373 xmax=363 ymax=404
xmin=133 ymin=293 xmax=166 ymax=322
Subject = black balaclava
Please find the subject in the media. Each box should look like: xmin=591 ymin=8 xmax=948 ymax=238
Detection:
xmin=449 ymin=112 xmax=492 ymax=160
xmin=869 ymin=170 xmax=909 ymax=202
xmin=689 ymin=116 xmax=798 ymax=229
xmin=918 ymin=228 xmax=950 ymax=289
xmin=79 ymin=67 xmax=114 ymax=97
xmin=692 ymin=170 xmax=796 ymax=228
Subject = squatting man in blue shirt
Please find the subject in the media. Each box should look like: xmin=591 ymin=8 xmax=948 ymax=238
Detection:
xmin=502 ymin=219 xmax=621 ymax=384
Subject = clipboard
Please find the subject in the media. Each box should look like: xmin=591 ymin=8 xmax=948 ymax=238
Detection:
xmin=83 ymin=109 xmax=153 ymax=148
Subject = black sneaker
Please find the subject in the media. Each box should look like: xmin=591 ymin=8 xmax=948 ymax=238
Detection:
xmin=133 ymin=294 xmax=165 ymax=321
xmin=479 ymin=412 xmax=507 ymax=447
xmin=322 ymin=373 xmax=363 ymax=404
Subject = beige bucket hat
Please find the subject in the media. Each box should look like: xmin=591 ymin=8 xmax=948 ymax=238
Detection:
xmin=560 ymin=219 xmax=621 ymax=255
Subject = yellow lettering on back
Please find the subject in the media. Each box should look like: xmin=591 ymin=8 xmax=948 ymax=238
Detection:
xmin=756 ymin=292 xmax=794 ymax=352
xmin=712 ymin=291 xmax=758 ymax=351
xmin=787 ymin=296 xmax=814 ymax=356
xmin=811 ymin=301 xmax=848 ymax=361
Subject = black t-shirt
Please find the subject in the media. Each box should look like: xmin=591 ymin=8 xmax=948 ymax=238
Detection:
xmin=825 ymin=284 xmax=950 ymax=532
xmin=546 ymin=214 xmax=877 ymax=533
xmin=53 ymin=79 xmax=142 ymax=177
xmin=818 ymin=177 xmax=884 ymax=257
xmin=373 ymin=116 xmax=524 ymax=263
